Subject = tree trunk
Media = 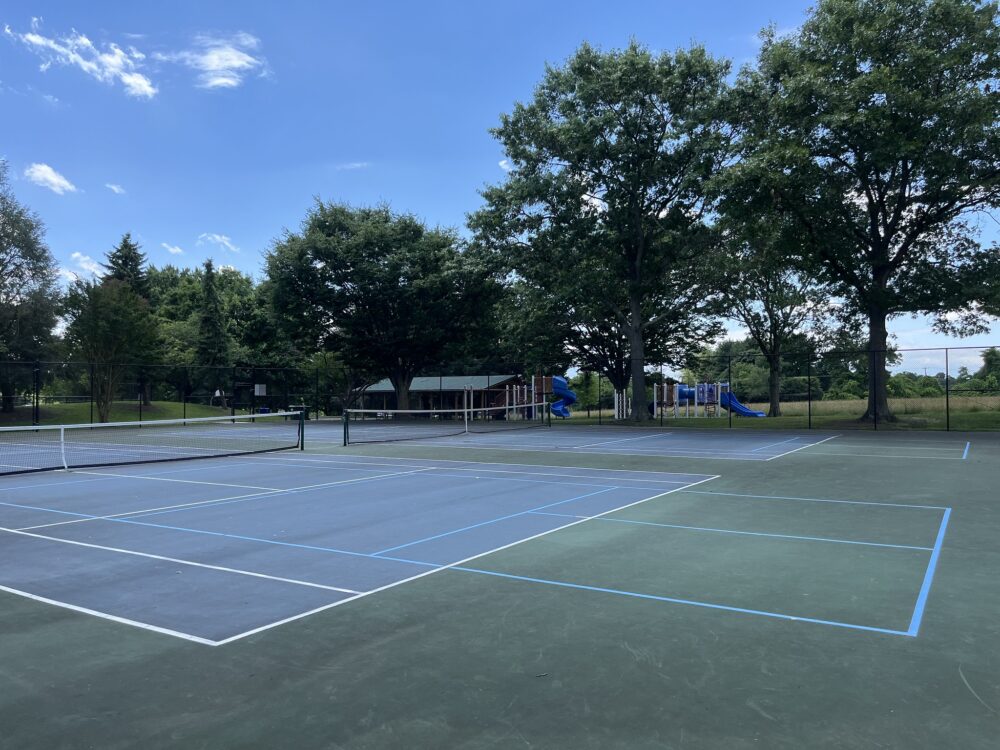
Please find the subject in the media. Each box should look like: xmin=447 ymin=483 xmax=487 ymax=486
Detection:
xmin=767 ymin=353 xmax=782 ymax=418
xmin=863 ymin=306 xmax=893 ymax=422
xmin=391 ymin=369 xmax=412 ymax=411
xmin=627 ymin=293 xmax=649 ymax=422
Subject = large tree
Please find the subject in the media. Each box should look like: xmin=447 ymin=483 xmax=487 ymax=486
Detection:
xmin=471 ymin=42 xmax=731 ymax=420
xmin=734 ymin=0 xmax=1000 ymax=420
xmin=63 ymin=279 xmax=160 ymax=422
xmin=102 ymin=233 xmax=158 ymax=403
xmin=267 ymin=203 xmax=495 ymax=410
xmin=0 ymin=161 xmax=59 ymax=412
xmin=714 ymin=206 xmax=836 ymax=416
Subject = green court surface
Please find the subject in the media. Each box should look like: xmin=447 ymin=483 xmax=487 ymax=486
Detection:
xmin=1 ymin=427 xmax=998 ymax=749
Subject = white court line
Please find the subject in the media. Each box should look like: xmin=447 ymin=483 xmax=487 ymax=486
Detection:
xmin=211 ymin=473 xmax=722 ymax=646
xmin=352 ymin=442 xmax=772 ymax=461
xmin=0 ymin=583 xmax=217 ymax=645
xmin=575 ymin=433 xmax=674 ymax=448
xmin=253 ymin=457 xmax=701 ymax=486
xmin=16 ymin=467 xmax=437 ymax=532
xmin=72 ymin=470 xmax=281 ymax=492
xmin=681 ymin=489 xmax=948 ymax=511
xmin=751 ymin=435 xmax=803 ymax=452
xmin=0 ymin=525 xmax=361 ymax=594
xmin=247 ymin=452 xmax=716 ymax=479
xmin=787 ymin=451 xmax=967 ymax=461
xmin=812 ymin=443 xmax=967 ymax=452
xmin=765 ymin=434 xmax=841 ymax=461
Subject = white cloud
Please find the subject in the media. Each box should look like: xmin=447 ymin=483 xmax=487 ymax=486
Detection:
xmin=70 ymin=251 xmax=101 ymax=276
xmin=24 ymin=163 xmax=76 ymax=194
xmin=57 ymin=267 xmax=79 ymax=283
xmin=105 ymin=182 xmax=125 ymax=195
xmin=335 ymin=161 xmax=369 ymax=171
xmin=161 ymin=242 xmax=184 ymax=255
xmin=499 ymin=159 xmax=514 ymax=172
xmin=157 ymin=33 xmax=267 ymax=90
xmin=5 ymin=22 xmax=158 ymax=99
xmin=197 ymin=232 xmax=240 ymax=253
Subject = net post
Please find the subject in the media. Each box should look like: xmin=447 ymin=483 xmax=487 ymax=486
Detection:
xmin=298 ymin=409 xmax=305 ymax=450
xmin=464 ymin=387 xmax=470 ymax=434
xmin=59 ymin=425 xmax=68 ymax=471
xmin=343 ymin=410 xmax=349 ymax=447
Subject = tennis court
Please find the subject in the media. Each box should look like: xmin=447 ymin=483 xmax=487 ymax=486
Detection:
xmin=1 ymin=415 xmax=997 ymax=749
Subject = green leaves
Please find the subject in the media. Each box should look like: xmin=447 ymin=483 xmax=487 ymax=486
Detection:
xmin=266 ymin=202 xmax=498 ymax=403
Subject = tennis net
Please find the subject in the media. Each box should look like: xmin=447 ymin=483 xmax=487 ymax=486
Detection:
xmin=343 ymin=402 xmax=549 ymax=445
xmin=0 ymin=412 xmax=304 ymax=476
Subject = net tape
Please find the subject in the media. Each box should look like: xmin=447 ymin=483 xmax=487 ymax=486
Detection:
xmin=0 ymin=412 xmax=303 ymax=476
xmin=343 ymin=402 xmax=549 ymax=445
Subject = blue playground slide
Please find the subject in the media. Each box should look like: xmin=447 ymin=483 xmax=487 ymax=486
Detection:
xmin=551 ymin=376 xmax=577 ymax=418
xmin=720 ymin=391 xmax=766 ymax=418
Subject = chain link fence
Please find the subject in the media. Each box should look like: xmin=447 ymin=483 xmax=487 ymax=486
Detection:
xmin=1 ymin=346 xmax=997 ymax=430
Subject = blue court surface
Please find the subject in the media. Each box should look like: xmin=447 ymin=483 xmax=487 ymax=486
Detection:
xmin=327 ymin=422 xmax=844 ymax=460
xmin=0 ymin=451 xmax=950 ymax=645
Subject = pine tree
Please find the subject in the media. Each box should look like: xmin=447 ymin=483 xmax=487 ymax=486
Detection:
xmin=196 ymin=259 xmax=230 ymax=367
xmin=103 ymin=232 xmax=150 ymax=299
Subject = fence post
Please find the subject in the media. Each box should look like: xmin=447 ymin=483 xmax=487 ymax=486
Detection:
xmin=945 ymin=348 xmax=950 ymax=431
xmin=598 ymin=373 xmax=602 ymax=425
xmin=659 ymin=364 xmax=664 ymax=427
xmin=727 ymin=356 xmax=733 ymax=429
xmin=32 ymin=362 xmax=41 ymax=425
xmin=872 ymin=349 xmax=878 ymax=431
xmin=314 ymin=367 xmax=321 ymax=420
xmin=807 ymin=355 xmax=812 ymax=430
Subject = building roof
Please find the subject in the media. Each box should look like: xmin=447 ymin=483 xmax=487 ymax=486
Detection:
xmin=365 ymin=375 xmax=522 ymax=393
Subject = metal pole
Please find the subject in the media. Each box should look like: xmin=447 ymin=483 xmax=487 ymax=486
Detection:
xmin=872 ymin=349 xmax=878 ymax=431
xmin=598 ymin=373 xmax=602 ymax=425
xmin=727 ymin=356 xmax=733 ymax=429
xmin=659 ymin=365 xmax=664 ymax=427
xmin=945 ymin=348 xmax=950 ymax=431
xmin=314 ymin=366 xmax=320 ymax=421
xmin=32 ymin=362 xmax=40 ymax=425
xmin=807 ymin=355 xmax=812 ymax=430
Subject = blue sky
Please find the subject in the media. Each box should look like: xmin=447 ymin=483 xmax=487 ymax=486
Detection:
xmin=1 ymin=0 xmax=996 ymax=368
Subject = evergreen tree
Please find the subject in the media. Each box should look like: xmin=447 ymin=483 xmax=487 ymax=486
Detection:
xmin=103 ymin=233 xmax=150 ymax=299
xmin=196 ymin=259 xmax=230 ymax=369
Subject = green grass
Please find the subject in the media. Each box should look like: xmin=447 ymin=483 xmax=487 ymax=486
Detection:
xmin=563 ymin=396 xmax=1000 ymax=431
xmin=0 ymin=400 xmax=235 ymax=427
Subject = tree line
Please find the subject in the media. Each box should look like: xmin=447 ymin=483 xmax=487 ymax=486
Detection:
xmin=2 ymin=0 xmax=998 ymax=422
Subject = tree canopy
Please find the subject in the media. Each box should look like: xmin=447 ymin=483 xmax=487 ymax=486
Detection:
xmin=471 ymin=42 xmax=731 ymax=419
xmin=267 ymin=202 xmax=499 ymax=409
xmin=731 ymin=0 xmax=1000 ymax=419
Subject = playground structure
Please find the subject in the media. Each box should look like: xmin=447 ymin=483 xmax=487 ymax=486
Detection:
xmin=550 ymin=376 xmax=577 ymax=418
xmin=644 ymin=382 xmax=766 ymax=419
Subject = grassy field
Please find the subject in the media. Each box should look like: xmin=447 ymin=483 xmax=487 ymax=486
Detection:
xmin=0 ymin=400 xmax=235 ymax=427
xmin=565 ymin=395 xmax=1000 ymax=431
